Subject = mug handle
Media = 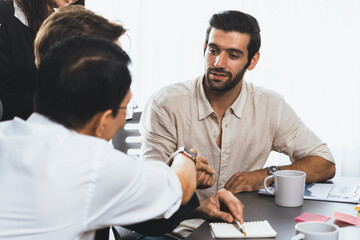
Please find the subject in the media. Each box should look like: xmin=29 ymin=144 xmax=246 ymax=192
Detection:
xmin=264 ymin=175 xmax=275 ymax=195
xmin=291 ymin=233 xmax=305 ymax=240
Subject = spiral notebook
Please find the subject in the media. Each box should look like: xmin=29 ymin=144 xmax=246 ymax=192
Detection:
xmin=209 ymin=220 xmax=277 ymax=238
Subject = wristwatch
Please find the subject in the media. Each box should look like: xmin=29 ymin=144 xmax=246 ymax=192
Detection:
xmin=167 ymin=147 xmax=197 ymax=166
xmin=267 ymin=165 xmax=281 ymax=175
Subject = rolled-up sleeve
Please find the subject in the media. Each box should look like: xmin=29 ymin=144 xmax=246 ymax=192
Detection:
xmin=140 ymin=94 xmax=177 ymax=163
xmin=273 ymin=98 xmax=335 ymax=163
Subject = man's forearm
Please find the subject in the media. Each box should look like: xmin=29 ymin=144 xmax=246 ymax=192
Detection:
xmin=171 ymin=154 xmax=197 ymax=204
xmin=224 ymin=156 xmax=335 ymax=193
xmin=279 ymin=156 xmax=335 ymax=183
xmin=126 ymin=194 xmax=200 ymax=236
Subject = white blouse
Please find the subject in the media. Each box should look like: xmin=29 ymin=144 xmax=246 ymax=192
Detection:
xmin=0 ymin=113 xmax=182 ymax=240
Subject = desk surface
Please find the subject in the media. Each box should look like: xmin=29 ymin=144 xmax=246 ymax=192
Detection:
xmin=185 ymin=177 xmax=360 ymax=240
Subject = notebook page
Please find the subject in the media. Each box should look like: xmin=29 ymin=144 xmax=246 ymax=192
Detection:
xmin=209 ymin=220 xmax=277 ymax=238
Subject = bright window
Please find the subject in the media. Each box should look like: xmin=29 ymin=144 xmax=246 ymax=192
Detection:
xmin=87 ymin=0 xmax=360 ymax=177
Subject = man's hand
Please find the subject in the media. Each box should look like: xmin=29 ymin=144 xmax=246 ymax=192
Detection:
xmin=192 ymin=189 xmax=244 ymax=224
xmin=190 ymin=149 xmax=215 ymax=189
xmin=225 ymin=170 xmax=267 ymax=193
xmin=196 ymin=155 xmax=215 ymax=189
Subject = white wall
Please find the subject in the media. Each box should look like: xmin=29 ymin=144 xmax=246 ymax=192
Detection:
xmin=86 ymin=0 xmax=360 ymax=177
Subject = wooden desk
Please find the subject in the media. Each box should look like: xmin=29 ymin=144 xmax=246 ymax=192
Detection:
xmin=185 ymin=177 xmax=360 ymax=240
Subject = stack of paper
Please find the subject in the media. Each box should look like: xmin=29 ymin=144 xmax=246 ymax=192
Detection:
xmin=258 ymin=183 xmax=360 ymax=203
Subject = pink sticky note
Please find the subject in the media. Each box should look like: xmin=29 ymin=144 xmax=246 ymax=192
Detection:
xmin=294 ymin=212 xmax=330 ymax=222
xmin=332 ymin=211 xmax=360 ymax=226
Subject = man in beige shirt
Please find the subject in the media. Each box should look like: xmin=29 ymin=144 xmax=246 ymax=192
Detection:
xmin=140 ymin=10 xmax=335 ymax=238
xmin=31 ymin=6 xmax=245 ymax=240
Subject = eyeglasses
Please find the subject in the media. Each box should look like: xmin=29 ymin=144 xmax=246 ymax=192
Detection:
xmin=119 ymin=99 xmax=138 ymax=121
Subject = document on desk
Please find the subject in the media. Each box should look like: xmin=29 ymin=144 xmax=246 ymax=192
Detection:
xmin=258 ymin=183 xmax=360 ymax=203
xmin=209 ymin=220 xmax=277 ymax=238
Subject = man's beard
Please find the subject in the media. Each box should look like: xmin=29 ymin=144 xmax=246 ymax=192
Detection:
xmin=205 ymin=66 xmax=247 ymax=92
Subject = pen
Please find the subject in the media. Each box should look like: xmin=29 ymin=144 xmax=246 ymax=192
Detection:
xmin=233 ymin=219 xmax=247 ymax=236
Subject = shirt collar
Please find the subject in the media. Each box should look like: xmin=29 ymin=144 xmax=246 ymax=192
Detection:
xmin=229 ymin=79 xmax=248 ymax=119
xmin=27 ymin=113 xmax=74 ymax=133
xmin=13 ymin=0 xmax=28 ymax=26
xmin=26 ymin=113 xmax=109 ymax=144
xmin=196 ymin=75 xmax=248 ymax=120
xmin=196 ymin=75 xmax=215 ymax=120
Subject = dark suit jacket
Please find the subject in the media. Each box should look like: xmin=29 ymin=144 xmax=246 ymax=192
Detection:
xmin=95 ymin=194 xmax=200 ymax=240
xmin=0 ymin=0 xmax=37 ymax=121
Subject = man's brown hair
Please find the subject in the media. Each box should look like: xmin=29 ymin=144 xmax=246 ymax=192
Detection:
xmin=34 ymin=5 xmax=126 ymax=67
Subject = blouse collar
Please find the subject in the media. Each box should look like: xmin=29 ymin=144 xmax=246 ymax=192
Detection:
xmin=13 ymin=0 xmax=28 ymax=26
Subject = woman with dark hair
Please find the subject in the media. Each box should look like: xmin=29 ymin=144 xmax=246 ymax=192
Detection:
xmin=0 ymin=0 xmax=83 ymax=121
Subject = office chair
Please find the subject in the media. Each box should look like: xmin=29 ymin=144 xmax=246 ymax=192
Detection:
xmin=109 ymin=111 xmax=142 ymax=240
xmin=112 ymin=111 xmax=142 ymax=157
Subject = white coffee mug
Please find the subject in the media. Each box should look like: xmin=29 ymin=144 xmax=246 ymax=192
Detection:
xmin=264 ymin=170 xmax=306 ymax=207
xmin=291 ymin=222 xmax=339 ymax=240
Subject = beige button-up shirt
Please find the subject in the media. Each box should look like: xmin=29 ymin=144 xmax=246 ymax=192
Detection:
xmin=140 ymin=76 xmax=334 ymax=201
